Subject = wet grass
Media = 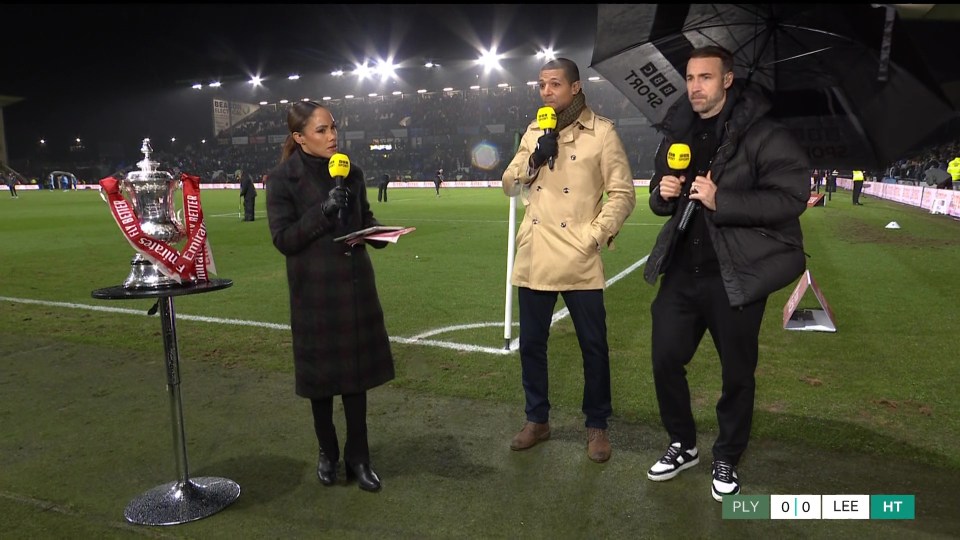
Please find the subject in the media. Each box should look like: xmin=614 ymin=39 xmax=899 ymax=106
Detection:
xmin=2 ymin=186 xmax=959 ymax=536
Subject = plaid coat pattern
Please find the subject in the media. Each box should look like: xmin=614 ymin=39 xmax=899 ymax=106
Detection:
xmin=266 ymin=149 xmax=395 ymax=398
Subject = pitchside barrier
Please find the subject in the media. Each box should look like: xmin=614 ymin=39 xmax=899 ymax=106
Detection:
xmin=834 ymin=177 xmax=960 ymax=217
xmin=13 ymin=183 xmax=265 ymax=191
xmin=22 ymin=177 xmax=959 ymax=219
xmin=359 ymin=180 xmax=653 ymax=189
xmin=12 ymin=180 xmax=653 ymax=191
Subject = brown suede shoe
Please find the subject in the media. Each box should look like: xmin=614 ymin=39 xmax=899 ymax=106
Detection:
xmin=510 ymin=421 xmax=551 ymax=451
xmin=587 ymin=428 xmax=611 ymax=463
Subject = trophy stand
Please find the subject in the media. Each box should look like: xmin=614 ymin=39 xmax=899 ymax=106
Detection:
xmin=92 ymin=279 xmax=239 ymax=525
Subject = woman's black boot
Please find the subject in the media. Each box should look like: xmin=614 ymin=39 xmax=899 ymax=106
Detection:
xmin=345 ymin=462 xmax=381 ymax=492
xmin=317 ymin=451 xmax=339 ymax=486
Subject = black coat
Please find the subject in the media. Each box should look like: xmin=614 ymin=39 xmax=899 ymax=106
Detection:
xmin=644 ymin=81 xmax=810 ymax=307
xmin=266 ymin=148 xmax=394 ymax=398
xmin=239 ymin=175 xmax=257 ymax=202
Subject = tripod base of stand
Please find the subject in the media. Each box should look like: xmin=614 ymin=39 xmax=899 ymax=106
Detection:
xmin=124 ymin=477 xmax=241 ymax=526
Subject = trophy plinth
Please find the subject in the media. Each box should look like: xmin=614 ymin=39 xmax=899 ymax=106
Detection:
xmin=120 ymin=139 xmax=187 ymax=289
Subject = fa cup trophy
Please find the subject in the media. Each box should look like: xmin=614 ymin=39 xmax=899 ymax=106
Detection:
xmin=92 ymin=142 xmax=235 ymax=527
xmin=101 ymin=139 xmax=188 ymax=289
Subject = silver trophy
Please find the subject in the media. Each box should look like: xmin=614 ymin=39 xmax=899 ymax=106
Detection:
xmin=118 ymin=138 xmax=187 ymax=289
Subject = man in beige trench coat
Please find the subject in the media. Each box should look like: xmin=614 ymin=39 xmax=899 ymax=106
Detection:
xmin=501 ymin=57 xmax=636 ymax=464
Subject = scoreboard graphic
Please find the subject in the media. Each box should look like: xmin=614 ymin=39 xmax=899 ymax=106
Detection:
xmin=723 ymin=494 xmax=915 ymax=520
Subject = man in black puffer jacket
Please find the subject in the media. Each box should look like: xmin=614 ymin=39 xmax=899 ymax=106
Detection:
xmin=642 ymin=46 xmax=810 ymax=503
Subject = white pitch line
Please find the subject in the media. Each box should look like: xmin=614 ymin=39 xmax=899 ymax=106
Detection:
xmin=410 ymin=321 xmax=511 ymax=339
xmin=1 ymin=294 xmax=513 ymax=353
xmin=1 ymin=254 xmax=647 ymax=356
xmin=0 ymin=296 xmax=290 ymax=330
xmin=506 ymin=254 xmax=648 ymax=351
xmin=608 ymin=254 xmax=650 ymax=287
xmin=391 ymin=336 xmax=513 ymax=355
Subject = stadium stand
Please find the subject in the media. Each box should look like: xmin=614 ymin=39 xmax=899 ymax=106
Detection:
xmin=11 ymin=82 xmax=662 ymax=185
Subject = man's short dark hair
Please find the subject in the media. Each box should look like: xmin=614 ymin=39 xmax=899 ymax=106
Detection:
xmin=690 ymin=46 xmax=734 ymax=75
xmin=541 ymin=57 xmax=581 ymax=83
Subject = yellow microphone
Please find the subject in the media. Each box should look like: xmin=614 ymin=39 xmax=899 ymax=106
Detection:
xmin=666 ymin=143 xmax=699 ymax=233
xmin=328 ymin=153 xmax=351 ymax=225
xmin=536 ymin=106 xmax=558 ymax=170
xmin=666 ymin=143 xmax=691 ymax=174
xmin=328 ymin=152 xmax=351 ymax=179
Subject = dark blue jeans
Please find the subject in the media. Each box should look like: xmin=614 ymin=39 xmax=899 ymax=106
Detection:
xmin=518 ymin=287 xmax=611 ymax=429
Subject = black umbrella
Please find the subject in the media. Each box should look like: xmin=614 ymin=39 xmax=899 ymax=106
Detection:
xmin=591 ymin=4 xmax=960 ymax=170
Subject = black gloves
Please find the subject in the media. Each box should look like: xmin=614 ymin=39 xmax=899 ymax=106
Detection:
xmin=529 ymin=131 xmax=559 ymax=169
xmin=321 ymin=186 xmax=350 ymax=217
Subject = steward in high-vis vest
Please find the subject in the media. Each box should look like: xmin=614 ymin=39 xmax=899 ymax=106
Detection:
xmin=852 ymin=170 xmax=865 ymax=205
xmin=947 ymin=157 xmax=960 ymax=190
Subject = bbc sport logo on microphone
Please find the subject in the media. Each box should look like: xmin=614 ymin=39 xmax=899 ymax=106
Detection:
xmin=666 ymin=143 xmax=691 ymax=171
xmin=329 ymin=153 xmax=351 ymax=178
xmin=536 ymin=107 xmax=557 ymax=129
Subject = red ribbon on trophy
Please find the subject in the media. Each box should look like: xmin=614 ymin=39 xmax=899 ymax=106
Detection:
xmin=176 ymin=174 xmax=217 ymax=281
xmin=99 ymin=174 xmax=216 ymax=283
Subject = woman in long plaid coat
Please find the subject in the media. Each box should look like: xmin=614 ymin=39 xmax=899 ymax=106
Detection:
xmin=267 ymin=101 xmax=394 ymax=493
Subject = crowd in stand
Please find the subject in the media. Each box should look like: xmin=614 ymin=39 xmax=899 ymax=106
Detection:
xmin=10 ymin=80 xmax=960 ymax=190
xmin=879 ymin=139 xmax=960 ymax=189
xmin=11 ymin=82 xmax=661 ymax=186
xmin=207 ymin=82 xmax=660 ymax=184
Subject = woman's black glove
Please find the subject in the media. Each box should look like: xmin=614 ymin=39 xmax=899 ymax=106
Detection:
xmin=321 ymin=186 xmax=350 ymax=217
xmin=529 ymin=131 xmax=559 ymax=169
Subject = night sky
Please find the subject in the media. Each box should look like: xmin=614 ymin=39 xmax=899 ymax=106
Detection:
xmin=0 ymin=4 xmax=598 ymax=160
xmin=2 ymin=4 xmax=958 ymax=163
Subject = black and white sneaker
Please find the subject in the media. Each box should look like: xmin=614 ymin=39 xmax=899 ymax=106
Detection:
xmin=711 ymin=460 xmax=740 ymax=502
xmin=647 ymin=442 xmax=699 ymax=481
